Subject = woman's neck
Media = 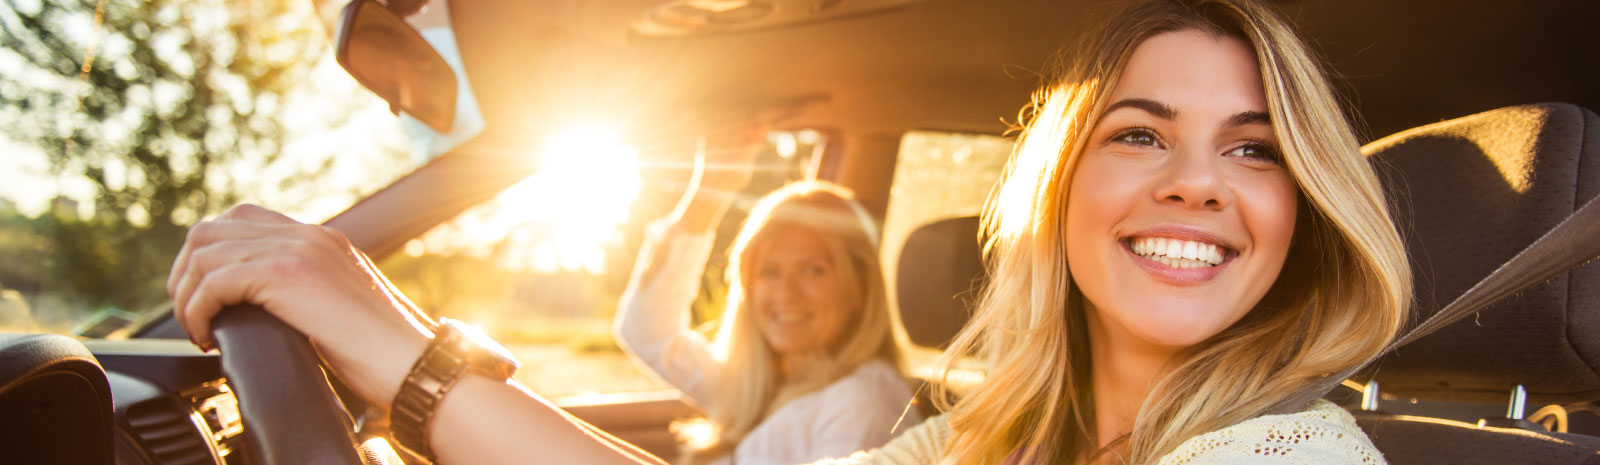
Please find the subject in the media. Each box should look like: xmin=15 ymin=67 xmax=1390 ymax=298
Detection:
xmin=1085 ymin=309 xmax=1179 ymax=452
xmin=777 ymin=355 xmax=809 ymax=383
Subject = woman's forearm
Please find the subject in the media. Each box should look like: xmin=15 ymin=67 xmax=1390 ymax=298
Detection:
xmin=669 ymin=170 xmax=741 ymax=234
xmin=428 ymin=376 xmax=668 ymax=465
xmin=669 ymin=124 xmax=765 ymax=233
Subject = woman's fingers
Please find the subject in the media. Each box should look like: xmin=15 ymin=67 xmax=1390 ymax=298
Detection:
xmin=702 ymin=120 xmax=768 ymax=163
xmin=168 ymin=217 xmax=303 ymax=297
xmin=217 ymin=203 xmax=300 ymax=224
xmin=168 ymin=204 xmax=338 ymax=347
xmin=694 ymin=121 xmax=769 ymax=195
xmin=171 ymin=237 xmax=303 ymax=332
xmin=178 ymin=260 xmax=276 ymax=350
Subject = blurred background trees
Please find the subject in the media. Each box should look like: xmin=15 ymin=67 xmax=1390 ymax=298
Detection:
xmin=0 ymin=0 xmax=335 ymax=325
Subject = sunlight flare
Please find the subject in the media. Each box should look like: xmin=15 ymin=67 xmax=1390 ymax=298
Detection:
xmin=485 ymin=125 xmax=642 ymax=273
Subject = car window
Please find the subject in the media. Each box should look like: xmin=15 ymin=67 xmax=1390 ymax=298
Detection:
xmin=881 ymin=130 xmax=1013 ymax=377
xmin=0 ymin=2 xmax=417 ymax=337
xmin=376 ymin=130 xmax=825 ymax=398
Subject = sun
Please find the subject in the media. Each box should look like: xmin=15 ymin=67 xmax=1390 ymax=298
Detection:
xmin=457 ymin=125 xmax=643 ymax=273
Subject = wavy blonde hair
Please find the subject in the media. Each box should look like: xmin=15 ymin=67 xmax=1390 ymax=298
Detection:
xmin=683 ymin=181 xmax=909 ymax=464
xmin=932 ymin=1 xmax=1411 ymax=463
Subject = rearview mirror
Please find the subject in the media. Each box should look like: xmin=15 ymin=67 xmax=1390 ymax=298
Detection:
xmin=335 ymin=0 xmax=457 ymax=132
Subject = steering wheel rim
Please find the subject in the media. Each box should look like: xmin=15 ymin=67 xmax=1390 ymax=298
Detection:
xmin=212 ymin=305 xmax=366 ymax=465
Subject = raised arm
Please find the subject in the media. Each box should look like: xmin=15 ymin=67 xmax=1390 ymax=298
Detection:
xmin=668 ymin=121 xmax=766 ymax=234
xmin=614 ymin=123 xmax=765 ymax=405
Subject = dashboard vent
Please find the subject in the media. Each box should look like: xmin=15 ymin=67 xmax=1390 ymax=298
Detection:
xmin=125 ymin=399 xmax=217 ymax=465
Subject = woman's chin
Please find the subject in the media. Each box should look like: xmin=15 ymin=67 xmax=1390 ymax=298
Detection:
xmin=1117 ymin=305 xmax=1239 ymax=350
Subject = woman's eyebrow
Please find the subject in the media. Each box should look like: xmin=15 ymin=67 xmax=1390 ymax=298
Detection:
xmin=1225 ymin=111 xmax=1271 ymax=127
xmin=1104 ymin=98 xmax=1176 ymax=120
xmin=1101 ymin=99 xmax=1271 ymax=128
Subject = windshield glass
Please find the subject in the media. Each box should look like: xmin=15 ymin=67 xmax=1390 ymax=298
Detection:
xmin=0 ymin=0 xmax=417 ymax=336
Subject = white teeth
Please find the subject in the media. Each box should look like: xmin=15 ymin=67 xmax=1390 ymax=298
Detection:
xmin=1130 ymin=236 xmax=1227 ymax=267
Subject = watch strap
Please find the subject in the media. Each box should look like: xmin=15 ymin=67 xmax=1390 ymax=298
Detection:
xmin=389 ymin=318 xmax=517 ymax=461
xmin=390 ymin=326 xmax=473 ymax=461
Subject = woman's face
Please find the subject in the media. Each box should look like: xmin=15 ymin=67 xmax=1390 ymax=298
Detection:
xmin=750 ymin=226 xmax=855 ymax=357
xmin=1065 ymin=30 xmax=1299 ymax=353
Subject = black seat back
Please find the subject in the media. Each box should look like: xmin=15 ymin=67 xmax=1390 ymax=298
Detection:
xmin=896 ymin=216 xmax=984 ymax=349
xmin=1358 ymin=102 xmax=1600 ymax=464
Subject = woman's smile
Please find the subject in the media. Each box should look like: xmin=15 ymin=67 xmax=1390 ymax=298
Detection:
xmin=1119 ymin=225 xmax=1240 ymax=286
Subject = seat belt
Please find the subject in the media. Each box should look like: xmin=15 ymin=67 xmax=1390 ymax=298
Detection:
xmin=1266 ymin=190 xmax=1600 ymax=415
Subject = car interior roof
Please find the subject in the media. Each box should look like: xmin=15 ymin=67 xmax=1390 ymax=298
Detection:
xmin=446 ymin=0 xmax=1599 ymax=148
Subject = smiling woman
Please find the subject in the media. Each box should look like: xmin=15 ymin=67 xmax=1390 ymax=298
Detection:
xmin=928 ymin=1 xmax=1411 ymax=463
xmin=162 ymin=0 xmax=1415 ymax=464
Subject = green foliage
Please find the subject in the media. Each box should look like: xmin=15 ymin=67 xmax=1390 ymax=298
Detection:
xmin=0 ymin=0 xmax=330 ymax=318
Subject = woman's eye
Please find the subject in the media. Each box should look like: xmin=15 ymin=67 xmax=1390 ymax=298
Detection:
xmin=758 ymin=268 xmax=780 ymax=279
xmin=1112 ymin=128 xmax=1162 ymax=148
xmin=1225 ymin=142 xmax=1282 ymax=163
xmin=808 ymin=265 xmax=828 ymax=276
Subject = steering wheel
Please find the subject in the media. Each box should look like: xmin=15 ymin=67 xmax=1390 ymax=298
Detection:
xmin=211 ymin=305 xmax=367 ymax=465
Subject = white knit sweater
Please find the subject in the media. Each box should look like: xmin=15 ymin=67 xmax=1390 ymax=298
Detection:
xmin=820 ymin=400 xmax=1383 ymax=464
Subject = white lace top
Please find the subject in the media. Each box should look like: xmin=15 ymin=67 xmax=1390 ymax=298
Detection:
xmin=820 ymin=400 xmax=1383 ymax=464
xmin=615 ymin=221 xmax=921 ymax=465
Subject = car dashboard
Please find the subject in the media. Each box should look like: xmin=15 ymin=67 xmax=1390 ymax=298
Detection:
xmin=88 ymin=339 xmax=250 ymax=465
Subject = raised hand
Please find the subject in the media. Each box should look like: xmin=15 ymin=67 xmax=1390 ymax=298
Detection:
xmin=670 ymin=120 xmax=768 ymax=233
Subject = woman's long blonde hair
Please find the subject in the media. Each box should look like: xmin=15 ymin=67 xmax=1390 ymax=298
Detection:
xmin=932 ymin=1 xmax=1411 ymax=463
xmin=684 ymin=181 xmax=908 ymax=464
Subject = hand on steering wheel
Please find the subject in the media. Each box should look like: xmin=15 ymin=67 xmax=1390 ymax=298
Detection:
xmin=167 ymin=204 xmax=435 ymax=410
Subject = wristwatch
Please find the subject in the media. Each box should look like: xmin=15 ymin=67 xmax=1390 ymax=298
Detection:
xmin=390 ymin=318 xmax=519 ymax=461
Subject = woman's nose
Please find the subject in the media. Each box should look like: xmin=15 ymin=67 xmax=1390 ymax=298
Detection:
xmin=769 ymin=272 xmax=804 ymax=300
xmin=1152 ymin=148 xmax=1231 ymax=210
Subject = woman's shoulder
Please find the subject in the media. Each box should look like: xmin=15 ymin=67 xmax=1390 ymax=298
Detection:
xmin=1157 ymin=400 xmax=1384 ymax=465
xmin=822 ymin=359 xmax=915 ymax=398
xmin=807 ymin=414 xmax=950 ymax=465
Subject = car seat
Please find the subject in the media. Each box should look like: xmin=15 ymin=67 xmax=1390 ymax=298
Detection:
xmin=891 ymin=103 xmax=1600 ymax=463
xmin=1353 ymin=102 xmax=1600 ymax=464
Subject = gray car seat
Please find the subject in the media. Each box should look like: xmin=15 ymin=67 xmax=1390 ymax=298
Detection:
xmin=892 ymin=103 xmax=1600 ymax=463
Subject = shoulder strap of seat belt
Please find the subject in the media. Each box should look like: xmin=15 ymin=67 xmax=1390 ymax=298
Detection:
xmin=1266 ymin=190 xmax=1600 ymax=415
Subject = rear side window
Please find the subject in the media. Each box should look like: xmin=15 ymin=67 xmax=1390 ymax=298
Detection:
xmin=881 ymin=130 xmax=1013 ymax=374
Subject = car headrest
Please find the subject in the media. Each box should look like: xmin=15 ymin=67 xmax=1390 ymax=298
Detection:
xmin=1362 ymin=103 xmax=1600 ymax=404
xmin=896 ymin=216 xmax=985 ymax=348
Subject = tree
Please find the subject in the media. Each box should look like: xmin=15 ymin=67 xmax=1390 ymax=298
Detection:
xmin=0 ymin=0 xmax=333 ymax=317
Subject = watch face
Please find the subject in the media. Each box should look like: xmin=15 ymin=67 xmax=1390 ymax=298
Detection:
xmin=441 ymin=318 xmax=520 ymax=379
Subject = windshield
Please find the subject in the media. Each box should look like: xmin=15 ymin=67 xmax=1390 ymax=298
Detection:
xmin=0 ymin=0 xmax=1013 ymax=402
xmin=0 ymin=0 xmax=418 ymax=336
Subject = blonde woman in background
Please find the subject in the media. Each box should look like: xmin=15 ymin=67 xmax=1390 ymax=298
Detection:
xmin=613 ymin=127 xmax=919 ymax=465
xmin=167 ymin=0 xmax=1410 ymax=463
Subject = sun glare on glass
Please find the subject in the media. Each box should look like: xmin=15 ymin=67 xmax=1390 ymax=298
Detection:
xmin=476 ymin=125 xmax=642 ymax=274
